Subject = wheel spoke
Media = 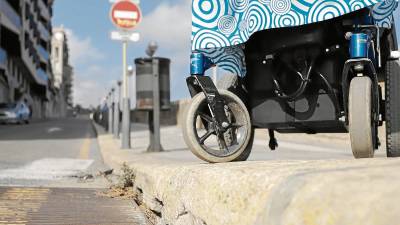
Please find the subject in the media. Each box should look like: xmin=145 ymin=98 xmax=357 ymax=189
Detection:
xmin=198 ymin=111 xmax=213 ymax=123
xmin=228 ymin=129 xmax=239 ymax=145
xmin=217 ymin=135 xmax=229 ymax=152
xmin=230 ymin=123 xmax=244 ymax=128
xmin=199 ymin=130 xmax=213 ymax=144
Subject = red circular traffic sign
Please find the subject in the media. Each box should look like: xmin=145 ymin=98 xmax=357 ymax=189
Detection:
xmin=110 ymin=1 xmax=142 ymax=30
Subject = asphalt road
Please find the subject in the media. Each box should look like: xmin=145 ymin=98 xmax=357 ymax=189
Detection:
xmin=0 ymin=117 xmax=147 ymax=225
xmin=0 ymin=117 xmax=109 ymax=188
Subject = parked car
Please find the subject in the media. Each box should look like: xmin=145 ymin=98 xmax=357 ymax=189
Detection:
xmin=0 ymin=102 xmax=31 ymax=124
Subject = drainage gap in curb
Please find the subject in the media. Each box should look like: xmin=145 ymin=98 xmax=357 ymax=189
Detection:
xmin=132 ymin=187 xmax=163 ymax=225
xmin=176 ymin=205 xmax=207 ymax=225
xmin=151 ymin=209 xmax=162 ymax=218
xmin=155 ymin=197 xmax=164 ymax=207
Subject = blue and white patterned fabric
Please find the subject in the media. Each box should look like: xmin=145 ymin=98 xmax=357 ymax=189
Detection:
xmin=192 ymin=0 xmax=398 ymax=76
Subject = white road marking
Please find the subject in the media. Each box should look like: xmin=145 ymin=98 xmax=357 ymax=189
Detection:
xmin=47 ymin=127 xmax=62 ymax=133
xmin=254 ymin=140 xmax=347 ymax=154
xmin=0 ymin=158 xmax=94 ymax=180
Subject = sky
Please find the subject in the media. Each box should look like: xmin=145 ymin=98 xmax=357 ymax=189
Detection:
xmin=53 ymin=0 xmax=191 ymax=108
xmin=53 ymin=1 xmax=400 ymax=108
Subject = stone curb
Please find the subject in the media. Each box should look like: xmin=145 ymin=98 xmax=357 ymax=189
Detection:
xmin=93 ymin=121 xmax=400 ymax=225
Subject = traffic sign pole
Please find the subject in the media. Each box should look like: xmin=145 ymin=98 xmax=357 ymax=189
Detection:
xmin=121 ymin=40 xmax=131 ymax=149
xmin=109 ymin=0 xmax=142 ymax=149
xmin=122 ymin=41 xmax=128 ymax=99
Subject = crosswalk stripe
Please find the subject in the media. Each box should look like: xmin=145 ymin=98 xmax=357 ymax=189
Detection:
xmin=0 ymin=158 xmax=94 ymax=180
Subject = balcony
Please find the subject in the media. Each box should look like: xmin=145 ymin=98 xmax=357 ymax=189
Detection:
xmin=38 ymin=21 xmax=50 ymax=41
xmin=0 ymin=48 xmax=7 ymax=69
xmin=36 ymin=68 xmax=49 ymax=86
xmin=38 ymin=0 xmax=50 ymax=21
xmin=0 ymin=0 xmax=22 ymax=33
xmin=37 ymin=45 xmax=49 ymax=62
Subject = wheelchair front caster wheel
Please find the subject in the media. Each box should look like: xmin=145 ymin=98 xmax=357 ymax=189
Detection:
xmin=183 ymin=90 xmax=254 ymax=163
xmin=349 ymin=76 xmax=375 ymax=158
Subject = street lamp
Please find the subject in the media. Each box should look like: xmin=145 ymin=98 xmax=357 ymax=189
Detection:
xmin=114 ymin=82 xmax=122 ymax=138
xmin=146 ymin=41 xmax=158 ymax=57
xmin=127 ymin=65 xmax=134 ymax=76
xmin=108 ymin=89 xmax=115 ymax=134
xmin=145 ymin=41 xmax=163 ymax=152
xmin=117 ymin=81 xmax=122 ymax=104
xmin=127 ymin=65 xmax=135 ymax=112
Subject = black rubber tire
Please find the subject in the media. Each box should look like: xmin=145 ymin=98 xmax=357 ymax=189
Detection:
xmin=385 ymin=60 xmax=400 ymax=157
xmin=232 ymin=128 xmax=254 ymax=162
xmin=349 ymin=76 xmax=375 ymax=158
xmin=183 ymin=90 xmax=253 ymax=163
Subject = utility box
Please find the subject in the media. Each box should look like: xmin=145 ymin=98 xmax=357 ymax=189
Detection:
xmin=135 ymin=57 xmax=171 ymax=110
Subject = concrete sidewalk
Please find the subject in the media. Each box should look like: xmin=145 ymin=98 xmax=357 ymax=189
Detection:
xmin=94 ymin=122 xmax=400 ymax=225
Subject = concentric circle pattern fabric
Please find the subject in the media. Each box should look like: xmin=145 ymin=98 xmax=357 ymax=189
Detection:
xmin=192 ymin=0 xmax=398 ymax=76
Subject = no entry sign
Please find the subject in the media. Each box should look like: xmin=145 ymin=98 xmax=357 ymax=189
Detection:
xmin=110 ymin=0 xmax=142 ymax=30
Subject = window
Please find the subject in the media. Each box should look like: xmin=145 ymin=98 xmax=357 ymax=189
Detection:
xmin=55 ymin=47 xmax=59 ymax=59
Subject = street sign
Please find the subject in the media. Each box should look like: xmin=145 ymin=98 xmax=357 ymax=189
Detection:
xmin=110 ymin=31 xmax=140 ymax=42
xmin=109 ymin=0 xmax=140 ymax=3
xmin=110 ymin=0 xmax=142 ymax=30
xmin=109 ymin=0 xmax=142 ymax=149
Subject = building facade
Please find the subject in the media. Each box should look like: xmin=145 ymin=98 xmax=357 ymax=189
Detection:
xmin=0 ymin=0 xmax=60 ymax=119
xmin=51 ymin=27 xmax=73 ymax=117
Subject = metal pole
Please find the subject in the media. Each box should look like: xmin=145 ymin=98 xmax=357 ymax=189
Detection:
xmin=108 ymin=93 xmax=114 ymax=134
xmin=148 ymin=58 xmax=163 ymax=152
xmin=113 ymin=83 xmax=120 ymax=138
xmin=148 ymin=111 xmax=154 ymax=150
xmin=121 ymin=40 xmax=131 ymax=149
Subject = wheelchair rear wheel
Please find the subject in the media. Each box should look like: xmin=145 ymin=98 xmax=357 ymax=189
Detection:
xmin=183 ymin=90 xmax=253 ymax=163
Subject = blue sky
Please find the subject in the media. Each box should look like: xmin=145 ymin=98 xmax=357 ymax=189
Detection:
xmin=53 ymin=1 xmax=400 ymax=107
xmin=53 ymin=0 xmax=191 ymax=107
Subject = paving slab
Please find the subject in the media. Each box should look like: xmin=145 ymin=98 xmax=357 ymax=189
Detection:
xmin=0 ymin=187 xmax=147 ymax=225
